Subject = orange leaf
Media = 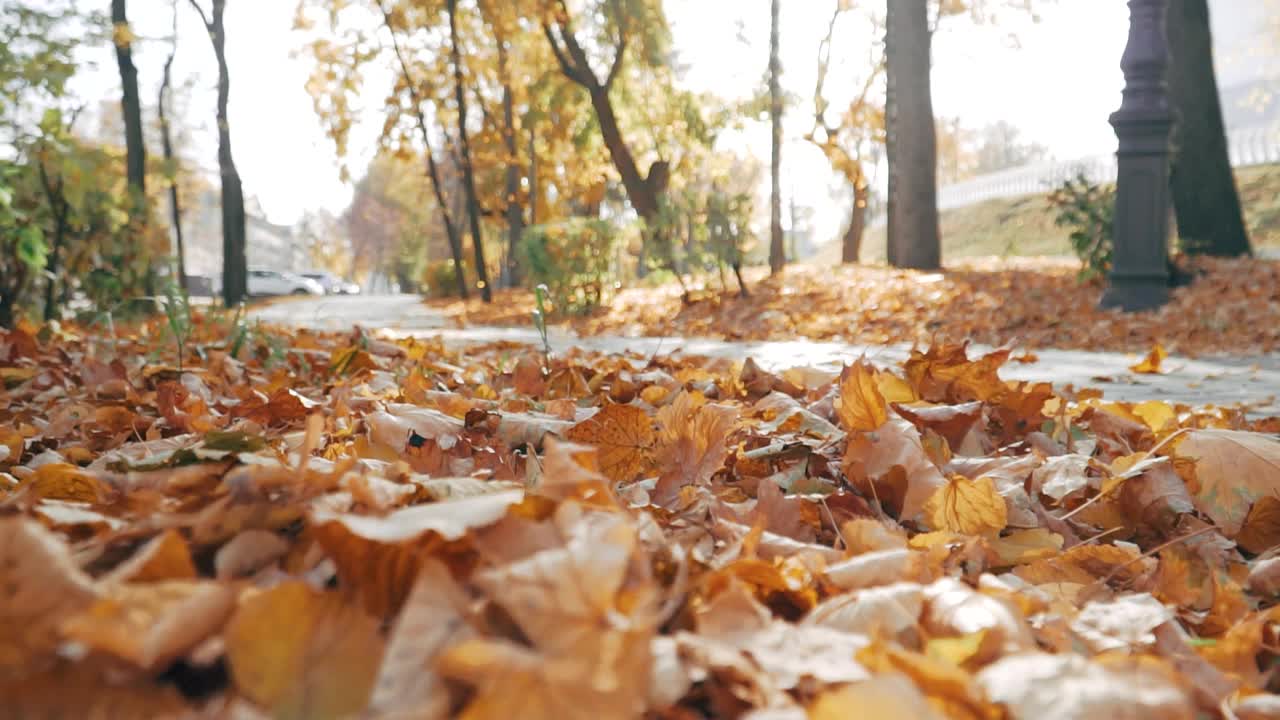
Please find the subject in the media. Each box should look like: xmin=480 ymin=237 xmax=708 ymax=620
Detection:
xmin=61 ymin=580 xmax=236 ymax=671
xmin=565 ymin=403 xmax=655 ymax=483
xmin=1129 ymin=343 xmax=1168 ymax=374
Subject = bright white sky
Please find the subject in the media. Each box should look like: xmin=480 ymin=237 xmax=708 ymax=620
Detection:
xmin=68 ymin=0 xmax=1136 ymax=243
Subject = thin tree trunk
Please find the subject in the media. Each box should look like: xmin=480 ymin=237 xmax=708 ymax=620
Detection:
xmin=36 ymin=158 xmax=69 ymax=322
xmin=112 ymin=0 xmax=147 ymax=202
xmin=376 ymin=0 xmax=468 ymax=298
xmin=446 ymin=0 xmax=491 ymax=302
xmin=160 ymin=0 xmax=187 ymax=291
xmin=842 ymin=182 xmax=868 ymax=264
xmin=528 ymin=122 xmax=537 ymax=227
xmin=1166 ymin=0 xmax=1251 ymax=257
xmin=885 ymin=0 xmax=940 ymax=270
xmin=498 ymin=42 xmax=524 ymax=288
xmin=768 ymin=0 xmax=785 ymax=275
xmin=190 ymin=0 xmax=247 ymax=307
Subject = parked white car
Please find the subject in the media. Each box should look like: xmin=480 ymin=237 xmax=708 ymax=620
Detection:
xmin=300 ymin=271 xmax=361 ymax=295
xmin=247 ymin=269 xmax=324 ymax=297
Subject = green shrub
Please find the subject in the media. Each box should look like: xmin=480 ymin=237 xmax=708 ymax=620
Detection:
xmin=423 ymin=258 xmax=469 ymax=299
xmin=520 ymin=219 xmax=621 ymax=315
xmin=1047 ymin=173 xmax=1114 ymax=280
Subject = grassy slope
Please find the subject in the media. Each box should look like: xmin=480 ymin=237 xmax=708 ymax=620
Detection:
xmin=813 ymin=162 xmax=1280 ymax=264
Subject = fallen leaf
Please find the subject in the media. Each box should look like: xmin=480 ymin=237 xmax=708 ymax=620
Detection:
xmin=225 ymin=580 xmax=385 ymax=720
xmin=103 ymin=529 xmax=197 ymax=584
xmin=565 ymin=403 xmax=656 ymax=483
xmin=835 ymin=361 xmax=888 ymax=432
xmin=1129 ymin=343 xmax=1168 ymax=374
xmin=367 ymin=560 xmax=473 ymax=719
xmin=1175 ymin=429 xmax=1280 ymax=536
xmin=61 ymin=580 xmax=236 ymax=671
xmin=808 ymin=673 xmax=944 ymax=720
xmin=0 ymin=518 xmax=98 ymax=680
xmin=924 ymin=476 xmax=1008 ymax=536
xmin=977 ymin=652 xmax=1193 ymax=720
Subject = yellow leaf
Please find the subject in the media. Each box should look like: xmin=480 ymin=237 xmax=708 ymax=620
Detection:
xmin=924 ymin=475 xmax=1007 ymax=536
xmin=225 ymin=581 xmax=384 ymax=720
xmin=0 ymin=428 xmax=23 ymax=465
xmin=836 ymin=361 xmax=888 ymax=431
xmin=61 ymin=580 xmax=236 ymax=671
xmin=926 ymin=630 xmax=990 ymax=667
xmin=809 ymin=674 xmax=944 ymax=720
xmin=565 ymin=403 xmax=655 ymax=483
xmin=1129 ymin=343 xmax=1168 ymax=374
xmin=1132 ymin=400 xmax=1176 ymax=432
xmin=989 ymin=528 xmax=1063 ymax=566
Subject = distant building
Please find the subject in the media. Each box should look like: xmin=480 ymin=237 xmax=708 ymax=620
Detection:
xmin=174 ymin=188 xmax=304 ymax=290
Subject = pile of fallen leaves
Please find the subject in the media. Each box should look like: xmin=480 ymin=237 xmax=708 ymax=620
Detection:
xmin=431 ymin=256 xmax=1280 ymax=356
xmin=5 ymin=315 xmax=1280 ymax=719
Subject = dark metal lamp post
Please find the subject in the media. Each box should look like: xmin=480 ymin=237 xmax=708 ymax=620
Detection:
xmin=1102 ymin=0 xmax=1174 ymax=312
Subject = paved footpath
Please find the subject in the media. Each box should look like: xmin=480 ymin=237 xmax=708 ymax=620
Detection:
xmin=253 ymin=294 xmax=1280 ymax=414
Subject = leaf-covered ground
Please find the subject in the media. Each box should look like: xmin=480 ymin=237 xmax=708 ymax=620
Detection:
xmin=431 ymin=256 xmax=1280 ymax=356
xmin=4 ymin=316 xmax=1280 ymax=718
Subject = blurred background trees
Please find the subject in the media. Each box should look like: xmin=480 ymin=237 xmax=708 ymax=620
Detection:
xmin=0 ymin=0 xmax=1269 ymax=325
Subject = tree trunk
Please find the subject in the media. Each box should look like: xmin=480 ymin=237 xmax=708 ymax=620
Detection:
xmin=160 ymin=1 xmax=187 ymax=291
xmin=192 ymin=0 xmax=247 ymax=307
xmin=885 ymin=0 xmax=941 ymax=270
xmin=1166 ymin=0 xmax=1251 ymax=257
xmin=587 ymin=86 xmax=659 ymax=221
xmin=528 ymin=122 xmax=538 ymax=227
xmin=842 ymin=182 xmax=868 ymax=264
xmin=375 ymin=1 xmax=468 ymax=299
xmin=498 ymin=43 xmax=524 ymax=288
xmin=446 ymin=0 xmax=491 ymax=302
xmin=112 ymin=0 xmax=146 ymax=201
xmin=0 ymin=293 xmax=14 ymax=329
xmin=768 ymin=0 xmax=785 ymax=275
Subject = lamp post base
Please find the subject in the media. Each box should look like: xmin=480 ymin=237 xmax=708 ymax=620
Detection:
xmin=1099 ymin=279 xmax=1168 ymax=312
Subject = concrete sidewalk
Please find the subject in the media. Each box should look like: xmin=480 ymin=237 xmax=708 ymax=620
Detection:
xmin=252 ymin=294 xmax=1280 ymax=413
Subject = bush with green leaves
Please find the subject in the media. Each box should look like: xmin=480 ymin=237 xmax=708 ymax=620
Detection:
xmin=519 ymin=219 xmax=621 ymax=315
xmin=1047 ymin=173 xmax=1114 ymax=280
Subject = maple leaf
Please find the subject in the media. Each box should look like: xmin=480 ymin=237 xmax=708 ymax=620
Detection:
xmin=225 ymin=581 xmax=385 ymax=720
xmin=565 ymin=403 xmax=656 ymax=483
xmin=923 ymin=475 xmax=1008 ymax=536
xmin=835 ymin=360 xmax=888 ymax=432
